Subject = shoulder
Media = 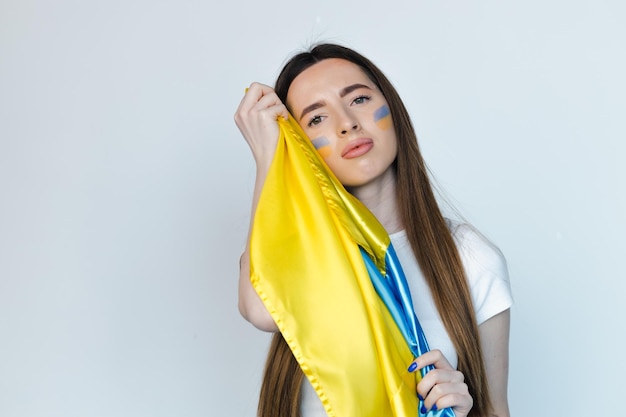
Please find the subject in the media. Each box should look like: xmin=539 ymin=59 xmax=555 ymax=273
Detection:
xmin=446 ymin=219 xmax=513 ymax=324
xmin=447 ymin=219 xmax=508 ymax=277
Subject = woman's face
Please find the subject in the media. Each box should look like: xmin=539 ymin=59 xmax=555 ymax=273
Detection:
xmin=286 ymin=58 xmax=398 ymax=188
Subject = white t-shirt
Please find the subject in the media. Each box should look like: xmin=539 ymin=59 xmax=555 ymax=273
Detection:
xmin=300 ymin=221 xmax=514 ymax=416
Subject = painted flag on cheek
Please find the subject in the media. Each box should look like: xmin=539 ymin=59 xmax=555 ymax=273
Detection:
xmin=249 ymin=115 xmax=454 ymax=417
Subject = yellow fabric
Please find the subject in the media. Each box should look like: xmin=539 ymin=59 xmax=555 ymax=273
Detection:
xmin=249 ymin=116 xmax=418 ymax=416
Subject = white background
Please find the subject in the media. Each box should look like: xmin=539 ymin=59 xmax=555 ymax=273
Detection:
xmin=1 ymin=0 xmax=624 ymax=416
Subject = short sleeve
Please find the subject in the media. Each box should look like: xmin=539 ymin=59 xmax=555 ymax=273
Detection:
xmin=450 ymin=222 xmax=514 ymax=325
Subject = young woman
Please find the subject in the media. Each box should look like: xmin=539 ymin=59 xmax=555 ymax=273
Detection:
xmin=234 ymin=43 xmax=512 ymax=417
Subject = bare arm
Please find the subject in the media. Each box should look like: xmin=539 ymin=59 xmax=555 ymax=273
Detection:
xmin=237 ymin=166 xmax=279 ymax=332
xmin=238 ymin=250 xmax=278 ymax=332
xmin=234 ymin=82 xmax=288 ymax=332
xmin=479 ymin=309 xmax=511 ymax=417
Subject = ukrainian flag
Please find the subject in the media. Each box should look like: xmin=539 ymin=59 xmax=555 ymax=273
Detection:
xmin=249 ymin=115 xmax=454 ymax=417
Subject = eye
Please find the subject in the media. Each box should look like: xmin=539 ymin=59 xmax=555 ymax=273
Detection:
xmin=307 ymin=115 xmax=323 ymax=127
xmin=352 ymin=95 xmax=371 ymax=105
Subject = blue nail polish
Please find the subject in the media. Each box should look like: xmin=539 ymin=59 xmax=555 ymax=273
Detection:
xmin=408 ymin=362 xmax=417 ymax=372
xmin=418 ymin=394 xmax=424 ymax=401
xmin=432 ymin=404 xmax=438 ymax=411
xmin=420 ymin=404 xmax=427 ymax=414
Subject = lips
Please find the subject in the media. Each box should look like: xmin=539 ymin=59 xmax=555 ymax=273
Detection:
xmin=341 ymin=138 xmax=374 ymax=159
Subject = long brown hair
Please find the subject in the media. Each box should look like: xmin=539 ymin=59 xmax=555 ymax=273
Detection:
xmin=258 ymin=43 xmax=491 ymax=417
xmin=257 ymin=333 xmax=305 ymax=416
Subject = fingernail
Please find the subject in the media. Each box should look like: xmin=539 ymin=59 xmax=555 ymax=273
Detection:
xmin=407 ymin=362 xmax=417 ymax=372
xmin=420 ymin=404 xmax=427 ymax=414
xmin=432 ymin=404 xmax=438 ymax=411
xmin=418 ymin=394 xmax=424 ymax=401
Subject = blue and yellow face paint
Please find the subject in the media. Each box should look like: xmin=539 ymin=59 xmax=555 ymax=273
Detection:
xmin=374 ymin=105 xmax=392 ymax=130
xmin=311 ymin=136 xmax=332 ymax=158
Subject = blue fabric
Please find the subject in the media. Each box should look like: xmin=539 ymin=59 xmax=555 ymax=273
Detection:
xmin=361 ymin=244 xmax=455 ymax=417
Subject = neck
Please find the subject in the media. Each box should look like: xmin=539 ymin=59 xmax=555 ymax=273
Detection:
xmin=347 ymin=168 xmax=403 ymax=234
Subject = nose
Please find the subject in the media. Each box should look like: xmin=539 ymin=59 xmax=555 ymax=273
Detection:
xmin=340 ymin=124 xmax=359 ymax=135
xmin=338 ymin=109 xmax=360 ymax=136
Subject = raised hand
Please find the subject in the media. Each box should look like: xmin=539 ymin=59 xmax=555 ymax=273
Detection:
xmin=234 ymin=82 xmax=289 ymax=170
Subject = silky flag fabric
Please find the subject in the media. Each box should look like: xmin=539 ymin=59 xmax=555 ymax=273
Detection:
xmin=362 ymin=246 xmax=455 ymax=417
xmin=250 ymin=115 xmax=419 ymax=416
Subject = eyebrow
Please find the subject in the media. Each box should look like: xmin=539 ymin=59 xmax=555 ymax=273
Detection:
xmin=298 ymin=83 xmax=372 ymax=121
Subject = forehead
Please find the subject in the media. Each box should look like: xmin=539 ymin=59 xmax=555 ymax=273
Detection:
xmin=286 ymin=58 xmax=374 ymax=108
